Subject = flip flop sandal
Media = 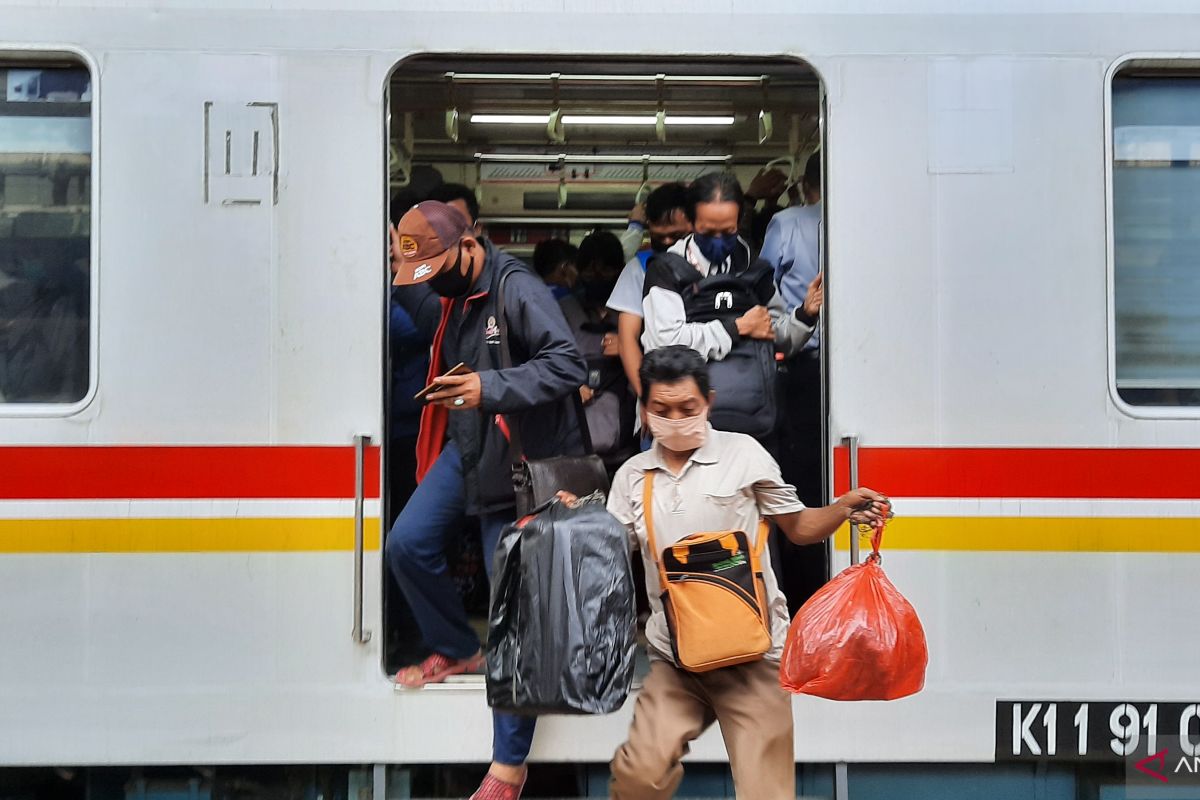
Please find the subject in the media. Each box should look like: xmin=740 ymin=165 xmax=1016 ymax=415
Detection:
xmin=394 ymin=650 xmax=483 ymax=689
xmin=468 ymin=771 xmax=526 ymax=800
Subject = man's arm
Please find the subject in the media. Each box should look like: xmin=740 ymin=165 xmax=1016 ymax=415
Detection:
xmin=618 ymin=223 xmax=644 ymax=263
xmin=770 ymin=488 xmax=891 ymax=546
xmin=393 ymin=283 xmax=443 ymax=341
xmin=616 ymin=312 xmax=644 ymax=397
xmin=768 ymin=286 xmax=815 ymax=357
xmin=618 ymin=203 xmax=647 ymax=263
xmin=477 ymin=270 xmax=587 ymax=413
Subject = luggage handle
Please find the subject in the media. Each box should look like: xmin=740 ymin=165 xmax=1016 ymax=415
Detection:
xmin=844 ymin=433 xmax=887 ymax=565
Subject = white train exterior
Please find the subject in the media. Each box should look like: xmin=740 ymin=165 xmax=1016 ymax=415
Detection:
xmin=1 ymin=0 xmax=1198 ymax=779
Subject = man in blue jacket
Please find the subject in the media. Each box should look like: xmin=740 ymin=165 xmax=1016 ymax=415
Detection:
xmin=388 ymin=201 xmax=586 ymax=800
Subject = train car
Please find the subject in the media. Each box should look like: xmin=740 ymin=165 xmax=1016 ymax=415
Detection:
xmin=1 ymin=1 xmax=1198 ymax=798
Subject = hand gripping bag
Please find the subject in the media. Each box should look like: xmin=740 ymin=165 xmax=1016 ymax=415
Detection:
xmin=780 ymin=519 xmax=927 ymax=700
xmin=486 ymin=494 xmax=637 ymax=716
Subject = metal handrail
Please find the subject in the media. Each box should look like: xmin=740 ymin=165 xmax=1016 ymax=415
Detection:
xmin=845 ymin=435 xmax=861 ymax=566
xmin=352 ymin=434 xmax=372 ymax=644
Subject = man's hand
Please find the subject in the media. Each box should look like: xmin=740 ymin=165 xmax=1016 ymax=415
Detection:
xmin=746 ymin=168 xmax=789 ymax=203
xmin=601 ymin=332 xmax=620 ymax=358
xmin=735 ymin=305 xmax=774 ymax=340
xmin=802 ymin=272 xmax=824 ymax=318
xmin=425 ymin=371 xmax=483 ymax=410
xmin=629 ymin=203 xmax=647 ymax=226
xmin=579 ymin=385 xmax=595 ymax=406
xmin=836 ymin=488 xmax=893 ymax=526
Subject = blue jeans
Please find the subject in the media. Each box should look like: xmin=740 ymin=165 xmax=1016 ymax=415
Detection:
xmin=385 ymin=441 xmax=536 ymax=766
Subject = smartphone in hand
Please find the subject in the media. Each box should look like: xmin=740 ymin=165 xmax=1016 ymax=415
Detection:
xmin=413 ymin=362 xmax=470 ymax=401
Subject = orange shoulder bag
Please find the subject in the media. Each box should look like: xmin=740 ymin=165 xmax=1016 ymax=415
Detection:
xmin=643 ymin=470 xmax=772 ymax=672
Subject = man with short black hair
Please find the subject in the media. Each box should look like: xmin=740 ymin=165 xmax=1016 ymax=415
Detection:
xmin=605 ymin=345 xmax=890 ymax=800
xmin=605 ymin=182 xmax=692 ymax=397
xmin=427 ymin=182 xmax=482 ymax=236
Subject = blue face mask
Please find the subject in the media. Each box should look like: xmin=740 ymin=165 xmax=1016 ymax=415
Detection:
xmin=692 ymin=232 xmax=739 ymax=265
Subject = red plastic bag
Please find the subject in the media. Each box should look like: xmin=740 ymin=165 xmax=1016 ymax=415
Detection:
xmin=780 ymin=519 xmax=927 ymax=700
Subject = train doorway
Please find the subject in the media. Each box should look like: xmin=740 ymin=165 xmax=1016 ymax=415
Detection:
xmin=383 ymin=54 xmax=827 ymax=676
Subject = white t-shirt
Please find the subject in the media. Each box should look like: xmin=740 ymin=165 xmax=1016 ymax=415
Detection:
xmin=606 ymin=255 xmax=647 ymax=318
xmin=606 ymin=427 xmax=805 ymax=664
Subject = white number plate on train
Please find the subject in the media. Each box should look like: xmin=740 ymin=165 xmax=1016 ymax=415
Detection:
xmin=996 ymin=701 xmax=1200 ymax=761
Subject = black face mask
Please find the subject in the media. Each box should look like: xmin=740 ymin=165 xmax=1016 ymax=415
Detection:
xmin=428 ymin=245 xmax=474 ymax=297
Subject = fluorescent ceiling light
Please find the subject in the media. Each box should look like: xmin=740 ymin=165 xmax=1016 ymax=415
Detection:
xmin=471 ymin=113 xmax=735 ymax=126
xmin=470 ymin=114 xmax=550 ymax=124
xmin=664 ymin=116 xmax=736 ymax=126
xmin=474 ymin=152 xmax=731 ymax=164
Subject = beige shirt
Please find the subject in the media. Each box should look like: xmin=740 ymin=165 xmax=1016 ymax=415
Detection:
xmin=607 ymin=427 xmax=805 ymax=664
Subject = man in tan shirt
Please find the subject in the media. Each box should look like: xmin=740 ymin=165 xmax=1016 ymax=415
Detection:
xmin=605 ymin=345 xmax=890 ymax=800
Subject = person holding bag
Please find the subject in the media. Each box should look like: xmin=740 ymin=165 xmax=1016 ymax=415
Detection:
xmin=388 ymin=201 xmax=588 ymax=800
xmin=604 ymin=346 xmax=890 ymax=800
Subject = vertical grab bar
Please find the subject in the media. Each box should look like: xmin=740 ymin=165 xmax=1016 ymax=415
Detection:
xmin=352 ymin=433 xmax=372 ymax=644
xmin=845 ymin=434 xmax=860 ymax=566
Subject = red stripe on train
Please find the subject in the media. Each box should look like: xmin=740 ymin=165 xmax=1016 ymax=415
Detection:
xmin=0 ymin=446 xmax=381 ymax=500
xmin=833 ymin=447 xmax=1200 ymax=499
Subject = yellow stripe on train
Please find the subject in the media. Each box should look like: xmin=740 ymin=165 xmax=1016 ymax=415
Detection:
xmin=833 ymin=516 xmax=1200 ymax=553
xmin=0 ymin=518 xmax=382 ymax=553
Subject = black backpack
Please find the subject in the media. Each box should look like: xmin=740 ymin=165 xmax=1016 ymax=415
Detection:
xmin=648 ymin=253 xmax=779 ymax=439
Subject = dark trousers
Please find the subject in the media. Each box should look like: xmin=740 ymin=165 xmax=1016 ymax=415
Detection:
xmin=775 ymin=351 xmax=827 ymax=615
xmin=385 ymin=441 xmax=536 ymax=766
xmin=385 ymin=436 xmax=425 ymax=668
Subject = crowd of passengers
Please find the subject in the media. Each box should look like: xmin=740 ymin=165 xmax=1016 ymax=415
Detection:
xmin=385 ymin=157 xmax=890 ymax=800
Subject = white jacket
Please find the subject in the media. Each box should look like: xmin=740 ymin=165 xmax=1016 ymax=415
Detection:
xmin=640 ymin=235 xmax=814 ymax=361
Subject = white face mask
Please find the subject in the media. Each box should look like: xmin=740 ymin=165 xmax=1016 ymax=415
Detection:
xmin=646 ymin=411 xmax=708 ymax=452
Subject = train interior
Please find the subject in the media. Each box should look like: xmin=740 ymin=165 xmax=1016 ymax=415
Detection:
xmin=382 ymin=55 xmax=826 ymax=677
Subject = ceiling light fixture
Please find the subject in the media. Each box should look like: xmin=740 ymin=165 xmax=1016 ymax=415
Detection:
xmin=473 ymin=152 xmax=732 ymax=164
xmin=470 ymin=113 xmax=734 ymax=126
xmin=469 ymin=114 xmax=550 ymax=124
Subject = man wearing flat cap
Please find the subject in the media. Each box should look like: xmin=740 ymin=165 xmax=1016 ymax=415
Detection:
xmin=387 ymin=201 xmax=586 ymax=800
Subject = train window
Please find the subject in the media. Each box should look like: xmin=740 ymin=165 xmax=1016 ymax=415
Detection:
xmin=0 ymin=63 xmax=92 ymax=405
xmin=1111 ymin=74 xmax=1200 ymax=407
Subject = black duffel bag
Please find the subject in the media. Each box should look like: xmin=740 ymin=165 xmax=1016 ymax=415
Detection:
xmin=486 ymin=494 xmax=637 ymax=716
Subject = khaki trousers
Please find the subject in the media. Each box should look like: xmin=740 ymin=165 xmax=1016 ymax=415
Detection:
xmin=609 ymin=659 xmax=795 ymax=799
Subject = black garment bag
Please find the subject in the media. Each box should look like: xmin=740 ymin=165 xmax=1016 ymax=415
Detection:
xmin=486 ymin=494 xmax=637 ymax=715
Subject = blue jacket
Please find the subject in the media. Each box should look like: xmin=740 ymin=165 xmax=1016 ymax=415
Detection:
xmin=389 ymin=289 xmax=431 ymax=441
xmin=397 ymin=241 xmax=587 ymax=514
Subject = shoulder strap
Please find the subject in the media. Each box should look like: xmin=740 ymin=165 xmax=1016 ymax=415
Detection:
xmin=641 ymin=470 xmax=670 ymax=589
xmin=753 ymin=520 xmax=770 ymax=558
xmin=642 ymin=469 xmax=770 ymax=567
xmin=495 ymin=267 xmax=594 ymax=461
